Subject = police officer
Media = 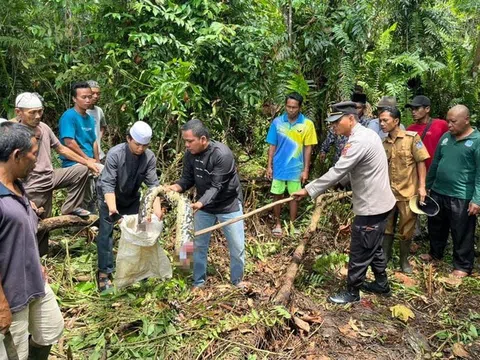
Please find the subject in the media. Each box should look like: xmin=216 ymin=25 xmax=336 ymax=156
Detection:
xmin=293 ymin=101 xmax=396 ymax=304
xmin=379 ymin=107 xmax=429 ymax=273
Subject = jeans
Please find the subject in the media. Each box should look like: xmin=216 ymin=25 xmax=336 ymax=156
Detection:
xmin=96 ymin=199 xmax=139 ymax=274
xmin=193 ymin=203 xmax=245 ymax=287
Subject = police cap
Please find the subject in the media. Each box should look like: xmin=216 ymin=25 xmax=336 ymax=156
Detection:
xmin=325 ymin=101 xmax=358 ymax=123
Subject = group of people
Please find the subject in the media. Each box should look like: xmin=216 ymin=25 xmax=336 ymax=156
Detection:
xmin=0 ymin=82 xmax=249 ymax=359
xmin=270 ymin=93 xmax=477 ymax=304
xmin=0 ymin=82 xmax=478 ymax=358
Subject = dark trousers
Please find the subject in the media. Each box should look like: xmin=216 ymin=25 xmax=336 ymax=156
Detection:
xmin=347 ymin=211 xmax=390 ymax=290
xmin=96 ymin=199 xmax=139 ymax=274
xmin=427 ymin=191 xmax=476 ymax=273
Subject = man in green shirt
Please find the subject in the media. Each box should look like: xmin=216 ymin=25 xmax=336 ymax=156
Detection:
xmin=423 ymin=105 xmax=480 ymax=277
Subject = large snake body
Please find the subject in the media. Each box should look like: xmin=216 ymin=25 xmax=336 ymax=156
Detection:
xmin=137 ymin=185 xmax=195 ymax=257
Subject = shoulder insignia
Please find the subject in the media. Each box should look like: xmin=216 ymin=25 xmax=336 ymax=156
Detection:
xmin=405 ymin=131 xmax=417 ymax=136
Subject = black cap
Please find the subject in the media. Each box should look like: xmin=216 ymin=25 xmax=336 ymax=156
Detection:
xmin=325 ymin=101 xmax=358 ymax=123
xmin=405 ymin=95 xmax=431 ymax=108
xmin=351 ymin=93 xmax=367 ymax=104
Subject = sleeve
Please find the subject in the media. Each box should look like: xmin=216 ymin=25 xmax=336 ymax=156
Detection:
xmin=426 ymin=135 xmax=444 ymax=189
xmin=471 ymin=141 xmax=480 ymax=205
xmin=59 ymin=112 xmax=75 ymax=140
xmin=98 ymin=108 xmax=106 ymax=127
xmin=46 ymin=125 xmax=60 ymax=148
xmin=266 ymin=122 xmax=278 ymax=145
xmin=320 ymin=128 xmax=335 ymax=153
xmin=306 ymin=139 xmax=366 ymax=199
xmin=100 ymin=150 xmax=119 ymax=194
xmin=304 ymin=120 xmax=318 ymax=146
xmin=412 ymin=134 xmax=430 ymax=162
xmin=197 ymin=149 xmax=235 ymax=207
xmin=176 ymin=153 xmax=195 ymax=192
xmin=144 ymin=154 xmax=160 ymax=188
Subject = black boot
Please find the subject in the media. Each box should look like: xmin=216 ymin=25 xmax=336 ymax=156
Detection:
xmin=28 ymin=343 xmax=52 ymax=360
xmin=361 ymin=272 xmax=391 ymax=296
xmin=328 ymin=287 xmax=360 ymax=304
xmin=382 ymin=234 xmax=394 ymax=263
xmin=399 ymin=240 xmax=413 ymax=274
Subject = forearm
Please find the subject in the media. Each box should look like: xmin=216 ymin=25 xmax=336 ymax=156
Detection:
xmin=64 ymin=139 xmax=90 ymax=159
xmin=303 ymin=145 xmax=313 ymax=171
xmin=94 ymin=141 xmax=100 ymax=162
xmin=417 ymin=161 xmax=427 ymax=188
xmin=267 ymin=145 xmax=276 ymax=168
xmin=56 ymin=144 xmax=91 ymax=165
xmin=104 ymin=193 xmax=117 ymax=213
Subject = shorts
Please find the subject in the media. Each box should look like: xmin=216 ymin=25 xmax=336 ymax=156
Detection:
xmin=270 ymin=179 xmax=301 ymax=195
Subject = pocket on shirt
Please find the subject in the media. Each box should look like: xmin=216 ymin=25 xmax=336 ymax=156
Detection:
xmin=398 ymin=150 xmax=414 ymax=166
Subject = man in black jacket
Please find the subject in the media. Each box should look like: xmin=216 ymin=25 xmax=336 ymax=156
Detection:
xmin=168 ymin=119 xmax=246 ymax=289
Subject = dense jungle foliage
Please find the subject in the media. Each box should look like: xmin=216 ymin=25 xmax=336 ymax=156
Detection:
xmin=1 ymin=0 xmax=480 ymax=170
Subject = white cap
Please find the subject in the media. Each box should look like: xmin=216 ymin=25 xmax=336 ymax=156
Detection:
xmin=15 ymin=92 xmax=43 ymax=109
xmin=129 ymin=121 xmax=152 ymax=145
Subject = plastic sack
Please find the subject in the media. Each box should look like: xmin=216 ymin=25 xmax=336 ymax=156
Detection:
xmin=115 ymin=214 xmax=172 ymax=289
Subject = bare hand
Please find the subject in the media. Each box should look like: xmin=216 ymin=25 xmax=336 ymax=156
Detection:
xmin=30 ymin=201 xmax=44 ymax=216
xmin=191 ymin=201 xmax=203 ymax=212
xmin=418 ymin=186 xmax=427 ymax=204
xmin=266 ymin=166 xmax=273 ymax=180
xmin=86 ymin=160 xmax=100 ymax=176
xmin=153 ymin=207 xmax=164 ymax=221
xmin=300 ymin=170 xmax=309 ymax=184
xmin=468 ymin=202 xmax=480 ymax=216
xmin=291 ymin=189 xmax=308 ymax=201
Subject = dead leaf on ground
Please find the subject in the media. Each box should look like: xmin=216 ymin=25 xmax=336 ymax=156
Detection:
xmin=306 ymin=356 xmax=331 ymax=360
xmin=247 ymin=298 xmax=254 ymax=308
xmin=394 ymin=272 xmax=418 ymax=287
xmin=339 ymin=266 xmax=348 ymax=277
xmin=338 ymin=323 xmax=357 ymax=338
xmin=438 ymin=276 xmax=462 ymax=287
xmin=452 ymin=342 xmax=470 ymax=358
xmin=238 ymin=326 xmax=254 ymax=334
xmin=390 ymin=304 xmax=415 ymax=322
xmin=299 ymin=313 xmax=323 ymax=324
xmin=293 ymin=316 xmax=311 ymax=333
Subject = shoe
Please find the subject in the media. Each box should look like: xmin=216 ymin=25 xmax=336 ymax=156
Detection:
xmin=382 ymin=234 xmax=394 ymax=262
xmin=70 ymin=207 xmax=91 ymax=218
xmin=361 ymin=272 xmax=391 ymax=296
xmin=328 ymin=288 xmax=360 ymax=304
xmin=451 ymin=270 xmax=469 ymax=278
xmin=272 ymin=226 xmax=282 ymax=237
xmin=97 ymin=271 xmax=113 ymax=292
xmin=28 ymin=343 xmax=52 ymax=360
xmin=399 ymin=240 xmax=413 ymax=274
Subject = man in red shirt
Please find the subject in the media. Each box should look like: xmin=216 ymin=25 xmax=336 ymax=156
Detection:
xmin=406 ymin=95 xmax=448 ymax=169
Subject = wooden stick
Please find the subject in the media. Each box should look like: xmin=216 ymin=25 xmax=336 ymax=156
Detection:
xmin=194 ymin=196 xmax=295 ymax=236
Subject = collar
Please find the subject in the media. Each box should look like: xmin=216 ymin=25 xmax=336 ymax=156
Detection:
xmin=282 ymin=113 xmax=305 ymax=125
xmin=0 ymin=180 xmax=25 ymax=197
xmin=386 ymin=129 xmax=405 ymax=143
xmin=350 ymin=122 xmax=362 ymax=135
xmin=452 ymin=128 xmax=479 ymax=142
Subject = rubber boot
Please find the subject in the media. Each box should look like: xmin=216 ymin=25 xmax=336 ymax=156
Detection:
xmin=382 ymin=234 xmax=394 ymax=263
xmin=28 ymin=343 xmax=52 ymax=360
xmin=361 ymin=271 xmax=391 ymax=296
xmin=400 ymin=240 xmax=413 ymax=274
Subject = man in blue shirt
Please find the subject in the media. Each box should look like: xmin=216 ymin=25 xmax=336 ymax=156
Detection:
xmin=266 ymin=93 xmax=318 ymax=236
xmin=59 ymin=82 xmax=99 ymax=166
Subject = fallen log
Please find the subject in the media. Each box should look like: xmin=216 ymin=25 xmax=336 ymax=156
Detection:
xmin=37 ymin=215 xmax=98 ymax=233
xmin=273 ymin=191 xmax=352 ymax=305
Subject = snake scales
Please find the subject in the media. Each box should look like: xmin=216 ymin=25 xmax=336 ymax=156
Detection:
xmin=137 ymin=185 xmax=195 ymax=257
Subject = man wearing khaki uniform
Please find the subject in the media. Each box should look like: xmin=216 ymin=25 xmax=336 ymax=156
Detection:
xmin=293 ymin=101 xmax=396 ymax=304
xmin=379 ymin=107 xmax=429 ymax=274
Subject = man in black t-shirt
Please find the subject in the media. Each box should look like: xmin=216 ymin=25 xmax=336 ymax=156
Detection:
xmin=168 ymin=119 xmax=246 ymax=290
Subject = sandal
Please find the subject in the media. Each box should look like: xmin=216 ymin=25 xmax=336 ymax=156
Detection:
xmin=71 ymin=208 xmax=91 ymax=218
xmin=272 ymin=227 xmax=283 ymax=237
xmin=97 ymin=271 xmax=113 ymax=292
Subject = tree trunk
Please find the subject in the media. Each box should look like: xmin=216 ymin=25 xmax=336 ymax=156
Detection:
xmin=37 ymin=215 xmax=98 ymax=233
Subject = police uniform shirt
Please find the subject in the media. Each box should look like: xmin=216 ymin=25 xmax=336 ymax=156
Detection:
xmin=306 ymin=123 xmax=396 ymax=216
xmin=383 ymin=130 xmax=430 ymax=201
